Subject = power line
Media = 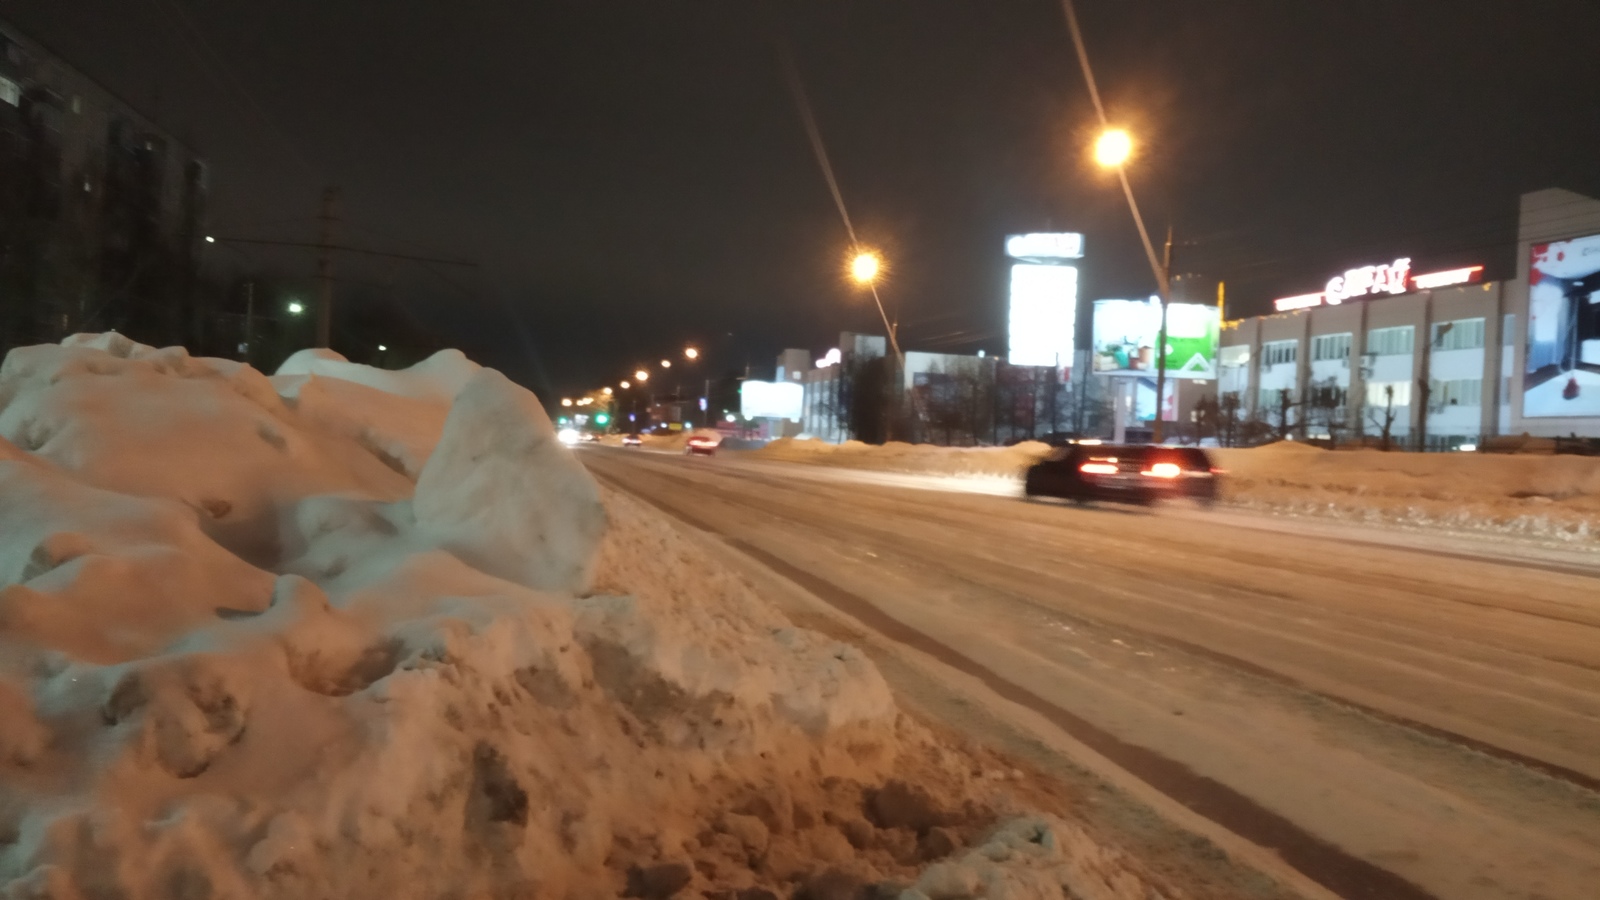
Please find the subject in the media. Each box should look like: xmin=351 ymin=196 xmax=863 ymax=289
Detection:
xmin=146 ymin=0 xmax=316 ymax=176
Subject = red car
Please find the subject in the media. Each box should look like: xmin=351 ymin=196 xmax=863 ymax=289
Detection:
xmin=684 ymin=435 xmax=719 ymax=457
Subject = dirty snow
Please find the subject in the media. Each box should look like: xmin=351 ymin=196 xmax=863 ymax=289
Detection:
xmin=0 ymin=336 xmax=1177 ymax=900
xmin=749 ymin=436 xmax=1600 ymax=540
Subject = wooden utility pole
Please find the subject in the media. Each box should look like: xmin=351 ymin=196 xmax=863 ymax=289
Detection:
xmin=314 ymin=186 xmax=339 ymax=348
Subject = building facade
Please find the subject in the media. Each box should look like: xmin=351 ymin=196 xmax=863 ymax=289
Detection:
xmin=1218 ymin=188 xmax=1600 ymax=447
xmin=0 ymin=18 xmax=206 ymax=351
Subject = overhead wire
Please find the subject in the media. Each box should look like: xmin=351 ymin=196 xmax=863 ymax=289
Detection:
xmin=146 ymin=0 xmax=317 ymax=177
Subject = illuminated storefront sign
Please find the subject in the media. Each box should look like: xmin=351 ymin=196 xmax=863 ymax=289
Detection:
xmin=1006 ymin=233 xmax=1083 ymax=367
xmin=1272 ymin=259 xmax=1485 ymax=312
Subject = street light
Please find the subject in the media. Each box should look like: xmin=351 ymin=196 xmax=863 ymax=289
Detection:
xmin=634 ymin=370 xmax=649 ymax=382
xmin=561 ymin=398 xmax=573 ymax=407
xmin=378 ymin=344 xmax=387 ymax=352
xmin=287 ymin=301 xmax=305 ymax=315
xmin=660 ymin=359 xmax=672 ymax=368
xmin=1092 ymin=126 xmax=1173 ymax=443
xmin=851 ymin=251 xmax=881 ymax=285
xmin=1093 ymin=128 xmax=1133 ymax=168
xmin=684 ymin=347 xmax=700 ymax=360
xmin=620 ymin=380 xmax=631 ymax=389
xmin=205 ymin=235 xmax=216 ymax=244
xmin=602 ymin=386 xmax=613 ymax=395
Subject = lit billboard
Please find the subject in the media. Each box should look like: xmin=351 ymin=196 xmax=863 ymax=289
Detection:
xmin=740 ymin=380 xmax=803 ymax=420
xmin=1525 ymin=233 xmax=1600 ymax=417
xmin=1091 ymin=297 xmax=1219 ymax=379
xmin=1007 ymin=263 xmax=1077 ymax=368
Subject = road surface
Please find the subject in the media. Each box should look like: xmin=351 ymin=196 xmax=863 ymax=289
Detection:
xmin=582 ymin=446 xmax=1600 ymax=900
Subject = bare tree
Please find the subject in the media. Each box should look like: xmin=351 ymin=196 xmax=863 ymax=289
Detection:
xmin=1366 ymin=384 xmax=1400 ymax=451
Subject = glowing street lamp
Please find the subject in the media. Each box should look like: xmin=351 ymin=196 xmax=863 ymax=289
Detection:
xmin=660 ymin=359 xmax=672 ymax=369
xmin=1090 ymin=125 xmax=1173 ymax=443
xmin=684 ymin=346 xmax=700 ymax=360
xmin=561 ymin=398 xmax=573 ymax=407
xmin=620 ymin=380 xmax=631 ymax=389
xmin=634 ymin=370 xmax=649 ymax=382
xmin=1093 ymin=128 xmax=1133 ymax=168
xmin=851 ymin=251 xmax=881 ymax=285
xmin=602 ymin=386 xmax=613 ymax=395
xmin=286 ymin=301 xmax=305 ymax=315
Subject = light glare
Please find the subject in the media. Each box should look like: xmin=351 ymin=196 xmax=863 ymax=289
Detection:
xmin=1094 ymin=129 xmax=1133 ymax=168
xmin=851 ymin=251 xmax=881 ymax=284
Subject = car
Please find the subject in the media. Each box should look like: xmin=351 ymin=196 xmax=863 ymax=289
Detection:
xmin=622 ymin=434 xmax=642 ymax=447
xmin=1023 ymin=443 xmax=1219 ymax=507
xmin=578 ymin=431 xmax=600 ymax=443
xmin=684 ymin=435 xmax=719 ymax=456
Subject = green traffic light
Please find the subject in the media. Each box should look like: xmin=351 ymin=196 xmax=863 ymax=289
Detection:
xmin=595 ymin=413 xmax=610 ymax=426
xmin=558 ymin=416 xmax=569 ymax=425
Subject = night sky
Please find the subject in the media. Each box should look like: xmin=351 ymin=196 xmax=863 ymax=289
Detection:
xmin=5 ymin=0 xmax=1600 ymax=400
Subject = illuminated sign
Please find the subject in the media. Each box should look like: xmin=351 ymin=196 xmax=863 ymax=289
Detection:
xmin=1411 ymin=265 xmax=1484 ymax=290
xmin=1008 ymin=263 xmax=1078 ymax=367
xmin=1091 ymin=297 xmax=1219 ymax=380
xmin=740 ymin=380 xmax=803 ymax=419
xmin=815 ymin=347 xmax=841 ymax=368
xmin=1005 ymin=232 xmax=1084 ymax=260
xmin=1272 ymin=259 xmax=1485 ymax=312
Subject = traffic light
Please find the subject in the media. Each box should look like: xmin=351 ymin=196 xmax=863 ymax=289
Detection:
xmin=594 ymin=412 xmax=610 ymax=426
xmin=558 ymin=416 xmax=569 ymax=425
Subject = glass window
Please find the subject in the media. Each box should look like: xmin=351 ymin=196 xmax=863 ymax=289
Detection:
xmin=1367 ymin=326 xmax=1414 ymax=357
xmin=1366 ymin=380 xmax=1411 ymax=407
xmin=1312 ymin=333 xmax=1352 ymax=361
xmin=1432 ymin=318 xmax=1485 ymax=351
xmin=1262 ymin=340 xmax=1298 ymax=367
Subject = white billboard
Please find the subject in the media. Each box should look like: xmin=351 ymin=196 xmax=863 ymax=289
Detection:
xmin=1005 ymin=232 xmax=1084 ymax=261
xmin=1525 ymin=232 xmax=1600 ymax=417
xmin=1007 ymin=263 xmax=1077 ymax=368
xmin=1091 ymin=297 xmax=1220 ymax=379
xmin=740 ymin=380 xmax=803 ymax=420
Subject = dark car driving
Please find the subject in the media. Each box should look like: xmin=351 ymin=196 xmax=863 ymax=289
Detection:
xmin=1023 ymin=443 xmax=1219 ymax=507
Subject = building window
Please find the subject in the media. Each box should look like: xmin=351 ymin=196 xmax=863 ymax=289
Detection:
xmin=1220 ymin=345 xmax=1250 ymax=368
xmin=1366 ymin=380 xmax=1411 ymax=407
xmin=1431 ymin=318 xmax=1484 ymax=351
xmin=1259 ymin=387 xmax=1294 ymax=411
xmin=1367 ymin=326 xmax=1414 ymax=357
xmin=1311 ymin=332 xmax=1352 ymax=362
xmin=1262 ymin=340 xmax=1297 ymax=368
xmin=1502 ymin=313 xmax=1515 ymax=347
xmin=1428 ymin=378 xmax=1482 ymax=408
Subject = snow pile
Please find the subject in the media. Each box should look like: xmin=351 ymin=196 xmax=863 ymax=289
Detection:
xmin=1213 ymin=441 xmax=1600 ymax=539
xmin=755 ymin=438 xmax=1053 ymax=480
xmin=0 ymin=337 xmax=1174 ymax=899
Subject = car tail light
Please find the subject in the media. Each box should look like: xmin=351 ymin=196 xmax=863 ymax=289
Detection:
xmin=1079 ymin=462 xmax=1119 ymax=475
xmin=1141 ymin=462 xmax=1182 ymax=479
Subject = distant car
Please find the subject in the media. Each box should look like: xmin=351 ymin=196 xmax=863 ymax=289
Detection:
xmin=684 ymin=435 xmax=719 ymax=457
xmin=578 ymin=432 xmax=600 ymax=443
xmin=1023 ymin=443 xmax=1219 ymax=507
xmin=622 ymin=434 xmax=642 ymax=448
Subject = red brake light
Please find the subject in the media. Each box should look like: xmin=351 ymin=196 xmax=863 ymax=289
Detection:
xmin=1079 ymin=462 xmax=1119 ymax=475
xmin=1141 ymin=462 xmax=1182 ymax=479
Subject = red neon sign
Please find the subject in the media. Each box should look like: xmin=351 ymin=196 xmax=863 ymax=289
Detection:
xmin=1272 ymin=262 xmax=1485 ymax=312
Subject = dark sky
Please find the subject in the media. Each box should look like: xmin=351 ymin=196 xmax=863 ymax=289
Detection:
xmin=5 ymin=0 xmax=1600 ymax=399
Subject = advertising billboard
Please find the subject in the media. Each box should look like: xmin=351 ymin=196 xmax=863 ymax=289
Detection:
xmin=1091 ymin=298 xmax=1220 ymax=379
xmin=1525 ymin=233 xmax=1600 ymax=417
xmin=740 ymin=380 xmax=803 ymax=420
xmin=1007 ymin=263 xmax=1077 ymax=368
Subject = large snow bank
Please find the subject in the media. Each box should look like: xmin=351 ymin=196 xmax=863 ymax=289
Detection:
xmin=1211 ymin=441 xmax=1600 ymax=539
xmin=756 ymin=438 xmax=1053 ymax=480
xmin=0 ymin=336 xmax=1172 ymax=899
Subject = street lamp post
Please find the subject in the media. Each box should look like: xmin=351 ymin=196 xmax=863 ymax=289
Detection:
xmin=1093 ymin=128 xmax=1174 ymax=443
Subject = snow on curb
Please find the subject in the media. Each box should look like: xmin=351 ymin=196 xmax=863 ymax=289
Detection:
xmin=754 ymin=436 xmax=1600 ymax=541
xmin=0 ymin=337 xmax=1174 ymax=900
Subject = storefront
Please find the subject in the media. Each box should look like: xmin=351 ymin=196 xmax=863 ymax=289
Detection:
xmin=1217 ymin=188 xmax=1600 ymax=447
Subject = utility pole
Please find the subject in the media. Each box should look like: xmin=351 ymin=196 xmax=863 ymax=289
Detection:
xmin=315 ymin=186 xmax=339 ymax=349
xmin=1152 ymin=226 xmax=1174 ymax=444
xmin=242 ymin=281 xmax=255 ymax=364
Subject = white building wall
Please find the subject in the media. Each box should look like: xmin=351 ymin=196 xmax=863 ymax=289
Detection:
xmin=1426 ymin=347 xmax=1487 ymax=442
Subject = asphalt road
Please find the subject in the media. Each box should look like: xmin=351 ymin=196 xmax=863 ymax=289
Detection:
xmin=582 ymin=446 xmax=1600 ymax=900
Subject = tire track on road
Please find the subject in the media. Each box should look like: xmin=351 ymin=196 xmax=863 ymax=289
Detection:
xmin=588 ymin=460 xmax=1443 ymax=900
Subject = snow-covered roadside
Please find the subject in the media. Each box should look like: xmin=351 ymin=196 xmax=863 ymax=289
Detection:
xmin=750 ymin=437 xmax=1600 ymax=542
xmin=0 ymin=336 xmax=1178 ymax=900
